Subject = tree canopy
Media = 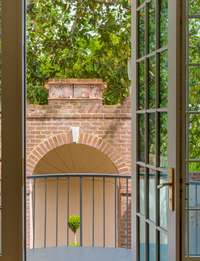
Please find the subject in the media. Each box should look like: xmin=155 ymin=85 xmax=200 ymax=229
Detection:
xmin=26 ymin=0 xmax=131 ymax=104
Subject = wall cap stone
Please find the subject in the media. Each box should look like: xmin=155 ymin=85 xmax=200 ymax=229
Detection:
xmin=45 ymin=79 xmax=107 ymax=101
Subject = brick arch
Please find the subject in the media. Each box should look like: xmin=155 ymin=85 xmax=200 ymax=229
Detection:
xmin=26 ymin=132 xmax=129 ymax=176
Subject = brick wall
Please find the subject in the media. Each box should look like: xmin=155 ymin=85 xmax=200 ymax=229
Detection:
xmin=26 ymin=79 xmax=132 ymax=249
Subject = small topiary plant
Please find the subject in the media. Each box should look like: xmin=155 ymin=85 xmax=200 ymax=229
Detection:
xmin=68 ymin=215 xmax=80 ymax=247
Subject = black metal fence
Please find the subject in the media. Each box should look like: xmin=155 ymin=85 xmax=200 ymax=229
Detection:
xmin=27 ymin=174 xmax=131 ymax=249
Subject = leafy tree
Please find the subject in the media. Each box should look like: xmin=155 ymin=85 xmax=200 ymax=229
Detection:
xmin=68 ymin=215 xmax=80 ymax=246
xmin=26 ymin=0 xmax=131 ymax=104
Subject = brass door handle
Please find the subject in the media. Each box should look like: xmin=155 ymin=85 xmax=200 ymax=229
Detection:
xmin=157 ymin=182 xmax=172 ymax=189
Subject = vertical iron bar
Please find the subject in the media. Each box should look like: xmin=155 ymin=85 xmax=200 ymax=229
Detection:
xmin=117 ymin=177 xmax=120 ymax=248
xmin=33 ymin=179 xmax=36 ymax=249
xmin=67 ymin=177 xmax=70 ymax=246
xmin=103 ymin=177 xmax=106 ymax=248
xmin=92 ymin=177 xmax=95 ymax=247
xmin=115 ymin=177 xmax=117 ymax=248
xmin=119 ymin=177 xmax=122 ymax=247
xmin=80 ymin=176 xmax=83 ymax=247
xmin=126 ymin=177 xmax=129 ymax=249
xmin=56 ymin=177 xmax=59 ymax=247
xmin=44 ymin=178 xmax=47 ymax=248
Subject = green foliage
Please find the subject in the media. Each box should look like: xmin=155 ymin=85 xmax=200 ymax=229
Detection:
xmin=68 ymin=215 xmax=80 ymax=234
xmin=26 ymin=0 xmax=131 ymax=104
xmin=69 ymin=242 xmax=80 ymax=247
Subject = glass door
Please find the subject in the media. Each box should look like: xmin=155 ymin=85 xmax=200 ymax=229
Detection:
xmin=183 ymin=0 xmax=200 ymax=259
xmin=132 ymin=0 xmax=181 ymax=260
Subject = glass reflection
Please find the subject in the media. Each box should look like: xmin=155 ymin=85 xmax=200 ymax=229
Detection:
xmin=139 ymin=114 xmax=145 ymax=162
xmin=188 ymin=67 xmax=200 ymax=111
xmin=189 ymin=0 xmax=200 ymax=15
xmin=188 ymin=162 xmax=200 ymax=174
xmin=160 ymin=0 xmax=168 ymax=47
xmin=138 ymin=61 xmax=145 ymax=110
xmin=139 ymin=219 xmax=145 ymax=261
xmin=188 ymin=182 xmax=200 ymax=209
xmin=160 ymin=51 xmax=168 ymax=108
xmin=148 ymin=169 xmax=156 ymax=221
xmin=138 ymin=9 xmax=145 ymax=58
xmin=149 ymin=225 xmax=156 ymax=261
xmin=189 ymin=19 xmax=200 ymax=64
xmin=139 ymin=167 xmax=145 ymax=215
xmin=159 ymin=171 xmax=168 ymax=229
xmin=148 ymin=0 xmax=156 ymax=53
xmin=159 ymin=232 xmax=168 ymax=261
xmin=138 ymin=0 xmax=144 ymax=6
xmin=188 ymin=163 xmax=200 ymax=210
xmin=148 ymin=56 xmax=156 ymax=108
xmin=148 ymin=113 xmax=156 ymax=166
xmin=188 ymin=210 xmax=200 ymax=256
xmin=189 ymin=114 xmax=200 ymax=160
xmin=159 ymin=113 xmax=168 ymax=168
xmin=186 ymin=163 xmax=200 ymax=255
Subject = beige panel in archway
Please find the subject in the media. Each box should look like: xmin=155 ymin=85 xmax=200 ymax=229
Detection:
xmin=32 ymin=143 xmax=119 ymax=248
xmin=34 ymin=144 xmax=118 ymax=174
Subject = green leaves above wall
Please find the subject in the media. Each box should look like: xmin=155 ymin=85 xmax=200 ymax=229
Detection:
xmin=26 ymin=0 xmax=131 ymax=104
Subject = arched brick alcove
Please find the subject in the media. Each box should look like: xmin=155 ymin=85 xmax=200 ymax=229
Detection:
xmin=27 ymin=132 xmax=129 ymax=176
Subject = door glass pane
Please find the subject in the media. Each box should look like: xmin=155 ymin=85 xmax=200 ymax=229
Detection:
xmin=188 ymin=67 xmax=200 ymax=111
xmin=139 ymin=114 xmax=145 ymax=162
xmin=148 ymin=113 xmax=156 ymax=166
xmin=188 ymin=182 xmax=200 ymax=209
xmin=159 ymin=113 xmax=168 ymax=168
xmin=188 ymin=162 xmax=200 ymax=173
xmin=148 ymin=169 xmax=156 ymax=222
xmin=189 ymin=19 xmax=200 ymax=64
xmin=148 ymin=56 xmax=156 ymax=108
xmin=159 ymin=51 xmax=168 ymax=108
xmin=148 ymin=225 xmax=156 ymax=261
xmin=139 ymin=167 xmax=145 ymax=215
xmin=159 ymin=232 xmax=168 ymax=261
xmin=138 ymin=8 xmax=145 ymax=58
xmin=189 ymin=0 xmax=200 ymax=15
xmin=186 ymin=163 xmax=200 ymax=256
xmin=160 ymin=0 xmax=168 ymax=47
xmin=139 ymin=219 xmax=145 ymax=261
xmin=138 ymin=61 xmax=145 ymax=110
xmin=188 ymin=210 xmax=200 ymax=256
xmin=138 ymin=0 xmax=145 ymax=6
xmin=148 ymin=0 xmax=156 ymax=53
xmin=188 ymin=114 xmax=200 ymax=160
xmin=159 ymin=171 xmax=168 ymax=229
